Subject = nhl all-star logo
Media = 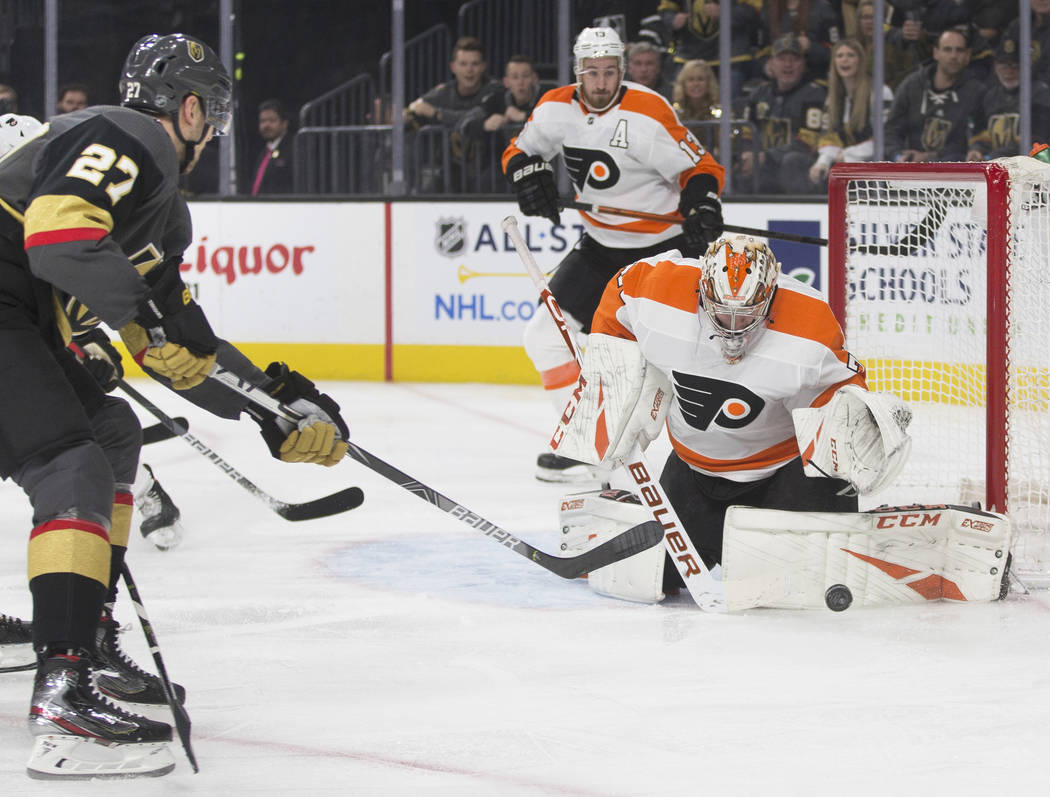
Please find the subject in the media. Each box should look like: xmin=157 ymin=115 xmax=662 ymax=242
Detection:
xmin=435 ymin=217 xmax=467 ymax=258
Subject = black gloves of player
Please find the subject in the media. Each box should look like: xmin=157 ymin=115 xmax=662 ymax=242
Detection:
xmin=250 ymin=362 xmax=350 ymax=467
xmin=71 ymin=327 xmax=124 ymax=392
xmin=506 ymin=153 xmax=560 ymax=225
xmin=678 ymin=174 xmax=724 ymax=254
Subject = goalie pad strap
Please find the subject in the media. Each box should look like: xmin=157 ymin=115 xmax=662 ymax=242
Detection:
xmin=721 ymin=504 xmax=1012 ymax=611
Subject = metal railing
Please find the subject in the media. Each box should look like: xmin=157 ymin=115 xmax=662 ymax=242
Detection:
xmin=298 ymin=73 xmax=377 ymax=128
xmin=378 ymin=24 xmax=452 ymax=123
xmin=457 ymin=0 xmax=560 ymax=77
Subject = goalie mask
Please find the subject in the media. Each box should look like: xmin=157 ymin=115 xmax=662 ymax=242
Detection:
xmin=698 ymin=235 xmax=780 ymax=363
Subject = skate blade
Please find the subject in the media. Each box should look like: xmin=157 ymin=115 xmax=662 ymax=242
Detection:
xmin=27 ymin=735 xmax=175 ymax=779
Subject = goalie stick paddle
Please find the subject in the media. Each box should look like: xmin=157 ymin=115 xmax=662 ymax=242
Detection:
xmin=141 ymin=417 xmax=189 ymax=445
xmin=205 ymin=367 xmax=665 ymax=578
xmin=117 ymin=379 xmax=364 ymax=521
xmin=559 ymin=198 xmax=828 ymax=246
xmin=120 ymin=563 xmax=198 ymax=773
xmin=503 ymin=214 xmax=728 ymax=612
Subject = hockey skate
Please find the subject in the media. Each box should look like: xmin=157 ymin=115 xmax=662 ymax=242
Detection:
xmin=1 ymin=613 xmax=35 ymax=673
xmin=94 ymin=616 xmax=186 ymax=706
xmin=27 ymin=651 xmax=174 ymax=779
xmin=135 ymin=464 xmax=184 ymax=550
xmin=535 ymin=452 xmax=603 ymax=484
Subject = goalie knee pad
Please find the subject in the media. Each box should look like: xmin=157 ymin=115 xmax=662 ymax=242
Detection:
xmin=560 ymin=488 xmax=665 ymax=603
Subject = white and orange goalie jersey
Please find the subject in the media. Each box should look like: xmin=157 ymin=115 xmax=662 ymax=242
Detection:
xmin=590 ymin=255 xmax=867 ymax=481
xmin=502 ymin=82 xmax=724 ymax=249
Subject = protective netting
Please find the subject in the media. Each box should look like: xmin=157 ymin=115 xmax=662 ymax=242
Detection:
xmin=838 ymin=158 xmax=1050 ymax=584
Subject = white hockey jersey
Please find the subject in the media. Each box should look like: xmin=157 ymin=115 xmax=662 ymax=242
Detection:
xmin=591 ymin=254 xmax=867 ymax=481
xmin=502 ymin=82 xmax=725 ymax=248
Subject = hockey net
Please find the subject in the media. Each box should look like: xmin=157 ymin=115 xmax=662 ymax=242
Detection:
xmin=828 ymin=159 xmax=1050 ymax=585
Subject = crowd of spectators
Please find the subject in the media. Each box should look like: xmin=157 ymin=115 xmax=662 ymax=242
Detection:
xmin=6 ymin=3 xmax=1045 ymax=198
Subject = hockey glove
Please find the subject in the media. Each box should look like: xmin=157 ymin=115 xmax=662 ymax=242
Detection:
xmin=506 ymin=153 xmax=560 ymax=225
xmin=251 ymin=362 xmax=350 ymax=467
xmin=70 ymin=328 xmax=124 ymax=393
xmin=678 ymin=174 xmax=724 ymax=253
xmin=132 ymin=294 xmax=219 ymax=390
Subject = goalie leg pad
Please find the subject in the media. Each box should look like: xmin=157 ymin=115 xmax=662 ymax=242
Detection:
xmin=722 ymin=504 xmax=1012 ymax=610
xmin=560 ymin=488 xmax=665 ymax=603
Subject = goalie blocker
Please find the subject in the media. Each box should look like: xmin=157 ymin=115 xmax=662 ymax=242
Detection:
xmin=722 ymin=503 xmax=1012 ymax=611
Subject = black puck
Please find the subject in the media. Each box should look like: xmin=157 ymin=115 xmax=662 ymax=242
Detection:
xmin=824 ymin=584 xmax=853 ymax=612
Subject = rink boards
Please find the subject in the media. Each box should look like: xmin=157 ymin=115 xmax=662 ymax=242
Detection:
xmin=118 ymin=199 xmax=828 ymax=382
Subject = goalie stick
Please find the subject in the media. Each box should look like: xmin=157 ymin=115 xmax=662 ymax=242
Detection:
xmin=117 ymin=379 xmax=364 ymax=521
xmin=205 ymin=367 xmax=665 ymax=579
xmin=120 ymin=563 xmax=198 ymax=773
xmin=559 ymin=198 xmax=828 ymax=246
xmin=503 ymin=214 xmax=727 ymax=611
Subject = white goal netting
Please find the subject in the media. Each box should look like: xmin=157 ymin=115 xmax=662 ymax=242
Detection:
xmin=831 ymin=158 xmax=1050 ymax=584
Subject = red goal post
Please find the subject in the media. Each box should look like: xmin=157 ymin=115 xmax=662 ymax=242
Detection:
xmin=827 ymin=160 xmax=1049 ymax=583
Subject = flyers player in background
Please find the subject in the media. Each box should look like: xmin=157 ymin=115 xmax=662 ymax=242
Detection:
xmin=502 ymin=26 xmax=725 ymax=483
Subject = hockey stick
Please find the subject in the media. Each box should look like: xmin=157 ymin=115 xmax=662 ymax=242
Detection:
xmin=205 ymin=367 xmax=665 ymax=579
xmin=560 ymin=198 xmax=828 ymax=246
xmin=142 ymin=418 xmax=189 ymax=445
xmin=120 ymin=563 xmax=198 ymax=773
xmin=503 ymin=214 xmax=727 ymax=612
xmin=116 ymin=379 xmax=364 ymax=521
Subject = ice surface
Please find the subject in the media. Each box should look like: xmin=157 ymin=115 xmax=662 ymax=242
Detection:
xmin=1 ymin=380 xmax=1048 ymax=795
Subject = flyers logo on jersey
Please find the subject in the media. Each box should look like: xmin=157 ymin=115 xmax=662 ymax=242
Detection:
xmin=672 ymin=371 xmax=765 ymax=431
xmin=563 ymin=146 xmax=621 ymax=191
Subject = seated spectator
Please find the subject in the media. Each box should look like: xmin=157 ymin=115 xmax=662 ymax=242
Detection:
xmin=884 ymin=27 xmax=985 ymax=163
xmin=656 ymin=0 xmax=763 ymax=98
xmin=0 ymin=84 xmax=18 ymax=114
xmin=855 ymin=0 xmax=931 ymax=91
xmin=403 ymin=36 xmax=501 ymax=131
xmin=672 ymin=58 xmax=720 ymax=122
xmin=403 ymin=35 xmax=502 ymax=191
xmin=967 ymin=33 xmax=1050 ymax=161
xmin=760 ymin=0 xmax=843 ymax=84
xmin=1002 ymin=0 xmax=1050 ymax=85
xmin=626 ymin=40 xmax=673 ymax=100
xmin=808 ymin=39 xmax=894 ymax=189
xmin=738 ymin=34 xmax=826 ymax=193
xmin=55 ymin=82 xmax=89 ymax=115
xmin=250 ymin=99 xmax=294 ymax=196
xmin=462 ymin=54 xmax=542 ymax=139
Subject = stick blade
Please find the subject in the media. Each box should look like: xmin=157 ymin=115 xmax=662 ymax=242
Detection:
xmin=276 ymin=486 xmax=365 ymax=521
xmin=541 ymin=520 xmax=665 ymax=579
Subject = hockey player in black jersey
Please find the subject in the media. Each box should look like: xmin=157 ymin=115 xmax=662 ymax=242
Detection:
xmin=0 ymin=33 xmax=349 ymax=778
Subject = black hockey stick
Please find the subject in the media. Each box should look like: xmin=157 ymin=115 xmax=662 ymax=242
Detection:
xmin=560 ymin=198 xmax=829 ymax=246
xmin=142 ymin=418 xmax=189 ymax=445
xmin=207 ymin=367 xmax=665 ymax=578
xmin=0 ymin=660 xmax=36 ymax=673
xmin=117 ymin=379 xmax=364 ymax=521
xmin=120 ymin=563 xmax=198 ymax=773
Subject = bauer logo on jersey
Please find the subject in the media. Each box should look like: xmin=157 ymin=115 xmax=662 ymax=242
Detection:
xmin=672 ymin=372 xmax=765 ymax=431
xmin=435 ymin=217 xmax=467 ymax=258
xmin=563 ymin=146 xmax=621 ymax=191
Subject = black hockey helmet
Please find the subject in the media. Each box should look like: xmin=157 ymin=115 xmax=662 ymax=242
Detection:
xmin=119 ymin=33 xmax=232 ymax=134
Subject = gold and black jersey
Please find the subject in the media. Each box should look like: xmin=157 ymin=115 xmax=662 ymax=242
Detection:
xmin=0 ymin=105 xmax=186 ymax=340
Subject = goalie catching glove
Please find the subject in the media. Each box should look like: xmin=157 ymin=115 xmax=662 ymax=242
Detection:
xmin=249 ymin=362 xmax=350 ymax=466
xmin=550 ymin=333 xmax=671 ymax=469
xmin=792 ymin=385 xmax=913 ymax=495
